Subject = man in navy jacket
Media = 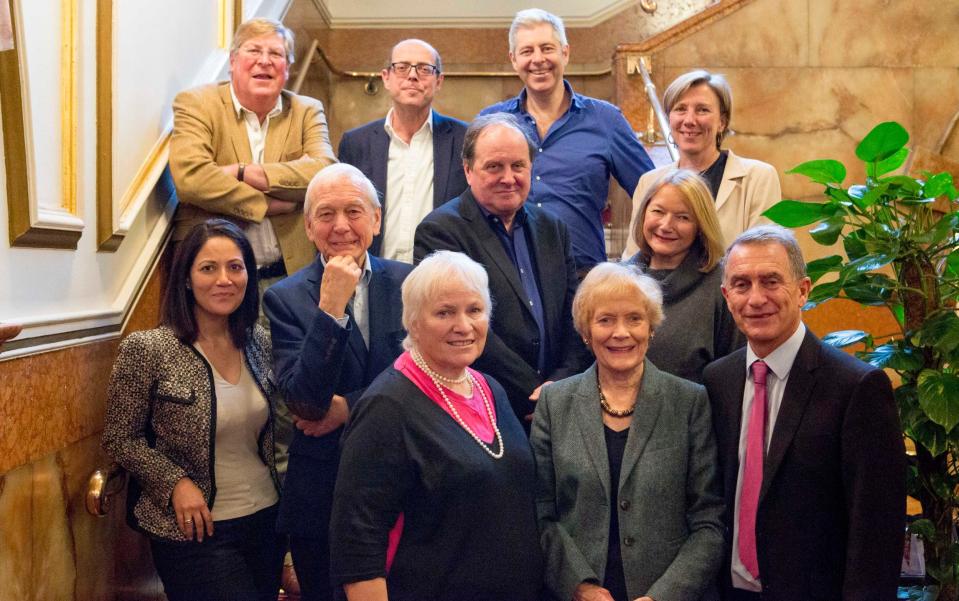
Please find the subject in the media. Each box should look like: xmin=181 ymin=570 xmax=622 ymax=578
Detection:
xmin=264 ymin=164 xmax=411 ymax=601
xmin=338 ymin=39 xmax=467 ymax=262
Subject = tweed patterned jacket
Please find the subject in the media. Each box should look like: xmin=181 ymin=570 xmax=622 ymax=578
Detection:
xmin=102 ymin=325 xmax=279 ymax=542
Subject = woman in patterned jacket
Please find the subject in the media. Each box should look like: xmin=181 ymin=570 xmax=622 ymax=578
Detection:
xmin=103 ymin=219 xmax=283 ymax=601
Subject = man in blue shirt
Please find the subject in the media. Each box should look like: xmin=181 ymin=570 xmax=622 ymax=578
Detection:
xmin=480 ymin=8 xmax=654 ymax=274
xmin=413 ymin=113 xmax=589 ymax=427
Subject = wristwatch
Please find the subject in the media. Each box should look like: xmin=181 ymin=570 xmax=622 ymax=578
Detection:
xmin=237 ymin=162 xmax=246 ymax=182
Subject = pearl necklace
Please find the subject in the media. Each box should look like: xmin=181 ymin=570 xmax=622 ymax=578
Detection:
xmin=597 ymin=373 xmax=636 ymax=417
xmin=410 ymin=349 xmax=504 ymax=459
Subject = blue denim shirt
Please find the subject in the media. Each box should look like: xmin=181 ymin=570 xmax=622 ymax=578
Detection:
xmin=480 ymin=81 xmax=654 ymax=270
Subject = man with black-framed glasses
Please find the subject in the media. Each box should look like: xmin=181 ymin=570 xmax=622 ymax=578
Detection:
xmin=338 ymin=39 xmax=468 ymax=263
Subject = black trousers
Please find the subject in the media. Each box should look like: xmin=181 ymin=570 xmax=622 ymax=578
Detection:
xmin=150 ymin=504 xmax=285 ymax=601
xmin=289 ymin=535 xmax=337 ymax=601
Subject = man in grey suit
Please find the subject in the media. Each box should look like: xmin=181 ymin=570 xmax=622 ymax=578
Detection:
xmin=338 ymin=39 xmax=468 ymax=262
xmin=704 ymin=225 xmax=905 ymax=601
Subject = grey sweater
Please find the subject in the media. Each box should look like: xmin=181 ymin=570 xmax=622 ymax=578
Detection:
xmin=628 ymin=246 xmax=744 ymax=383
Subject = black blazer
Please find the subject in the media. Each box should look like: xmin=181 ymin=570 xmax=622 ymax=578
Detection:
xmin=413 ymin=189 xmax=589 ymax=421
xmin=703 ymin=329 xmax=905 ymax=601
xmin=338 ymin=111 xmax=469 ymax=257
xmin=263 ymin=254 xmax=411 ymax=535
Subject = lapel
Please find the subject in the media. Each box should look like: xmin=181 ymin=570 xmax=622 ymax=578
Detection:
xmin=715 ymin=150 xmax=746 ymax=214
xmin=760 ymin=330 xmax=820 ymax=502
xmin=263 ymin=91 xmax=293 ymax=164
xmin=365 ymin=256 xmax=390 ymax=368
xmin=574 ymin=364 xmax=611 ymax=502
xmin=721 ymin=350 xmax=748 ymax=501
xmin=370 ymin=124 xmax=390 ymax=207
xmin=432 ymin=113 xmax=454 ymax=208
xmin=617 ymin=360 xmax=666 ymax=493
xmin=459 ymin=191 xmax=536 ymax=321
xmin=218 ymin=84 xmax=253 ymax=163
xmin=303 ymin=255 xmax=324 ymax=307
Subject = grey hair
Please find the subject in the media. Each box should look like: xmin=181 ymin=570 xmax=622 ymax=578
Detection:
xmin=509 ymin=8 xmax=568 ymax=53
xmin=722 ymin=225 xmax=807 ymax=281
xmin=402 ymin=251 xmax=493 ymax=350
xmin=388 ymin=39 xmax=443 ymax=73
xmin=462 ymin=113 xmax=536 ymax=168
xmin=304 ymin=163 xmax=381 ymax=218
xmin=663 ymin=69 xmax=733 ymax=149
xmin=571 ymin=262 xmax=664 ymax=339
xmin=231 ymin=18 xmax=295 ymax=65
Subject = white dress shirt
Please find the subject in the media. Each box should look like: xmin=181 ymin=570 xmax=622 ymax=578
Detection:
xmin=230 ymin=85 xmax=283 ymax=266
xmin=382 ymin=108 xmax=434 ymax=264
xmin=731 ymin=322 xmax=807 ymax=592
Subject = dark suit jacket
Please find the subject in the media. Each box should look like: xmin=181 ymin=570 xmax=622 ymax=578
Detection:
xmin=531 ymin=361 xmax=723 ymax=601
xmin=703 ymin=329 xmax=905 ymax=601
xmin=338 ymin=111 xmax=469 ymax=257
xmin=413 ymin=189 xmax=590 ymax=422
xmin=263 ymin=254 xmax=411 ymax=535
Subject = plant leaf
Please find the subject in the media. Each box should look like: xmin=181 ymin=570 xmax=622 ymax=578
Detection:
xmin=911 ymin=417 xmax=949 ymax=457
xmin=919 ymin=313 xmax=959 ymax=354
xmin=881 ymin=175 xmax=922 ymax=197
xmin=916 ymin=212 xmax=959 ymax=246
xmin=842 ymin=253 xmax=895 ymax=274
xmin=786 ymin=159 xmax=846 ymax=186
xmin=822 ymin=330 xmax=871 ymax=348
xmin=763 ymin=200 xmax=828 ymax=227
xmin=809 ymin=215 xmax=845 ymax=245
xmin=804 ymin=280 xmax=842 ymax=310
xmin=863 ymin=343 xmax=925 ymax=371
xmin=924 ymin=172 xmax=955 ymax=199
xmin=947 ymin=250 xmax=959 ymax=277
xmin=806 ymin=255 xmax=844 ymax=284
xmin=843 ymin=234 xmax=868 ymax=260
xmin=917 ymin=370 xmax=959 ymax=431
xmin=867 ymin=147 xmax=909 ymax=178
xmin=910 ymin=518 xmax=936 ymax=541
xmin=842 ymin=274 xmax=894 ymax=305
xmin=856 ymin=121 xmax=910 ymax=162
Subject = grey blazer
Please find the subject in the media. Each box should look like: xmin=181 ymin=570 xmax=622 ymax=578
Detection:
xmin=530 ymin=361 xmax=724 ymax=601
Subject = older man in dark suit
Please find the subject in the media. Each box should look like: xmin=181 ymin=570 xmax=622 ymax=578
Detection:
xmin=703 ymin=225 xmax=905 ymax=601
xmin=413 ymin=112 xmax=588 ymax=426
xmin=264 ymin=164 xmax=411 ymax=601
xmin=338 ymin=39 xmax=467 ymax=262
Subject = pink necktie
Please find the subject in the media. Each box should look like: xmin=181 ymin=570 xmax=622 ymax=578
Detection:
xmin=739 ymin=360 xmax=768 ymax=579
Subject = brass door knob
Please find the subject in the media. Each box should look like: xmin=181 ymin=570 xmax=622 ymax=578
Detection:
xmin=85 ymin=464 xmax=126 ymax=517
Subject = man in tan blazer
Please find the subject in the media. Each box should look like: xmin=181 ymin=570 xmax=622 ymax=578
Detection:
xmin=170 ymin=17 xmax=335 ymax=278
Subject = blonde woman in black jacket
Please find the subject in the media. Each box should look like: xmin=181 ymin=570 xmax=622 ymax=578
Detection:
xmin=103 ymin=219 xmax=283 ymax=601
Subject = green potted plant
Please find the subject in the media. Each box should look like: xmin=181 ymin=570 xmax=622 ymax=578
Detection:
xmin=763 ymin=121 xmax=959 ymax=599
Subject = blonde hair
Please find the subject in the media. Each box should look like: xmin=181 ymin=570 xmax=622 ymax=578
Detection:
xmin=231 ymin=18 xmax=295 ymax=64
xmin=401 ymin=251 xmax=492 ymax=350
xmin=663 ymin=69 xmax=732 ymax=149
xmin=631 ymin=168 xmax=725 ymax=272
xmin=572 ymin=262 xmax=664 ymax=339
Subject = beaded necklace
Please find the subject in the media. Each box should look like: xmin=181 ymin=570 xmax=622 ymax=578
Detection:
xmin=410 ymin=349 xmax=504 ymax=459
xmin=597 ymin=371 xmax=637 ymax=417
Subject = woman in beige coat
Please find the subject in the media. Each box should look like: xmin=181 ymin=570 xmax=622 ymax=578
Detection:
xmin=623 ymin=70 xmax=781 ymax=258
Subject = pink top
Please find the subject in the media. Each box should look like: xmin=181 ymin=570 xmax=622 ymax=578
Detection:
xmin=383 ymin=351 xmax=499 ymax=571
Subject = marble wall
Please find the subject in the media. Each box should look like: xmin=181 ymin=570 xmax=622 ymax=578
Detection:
xmin=0 ymin=251 xmax=169 ymax=600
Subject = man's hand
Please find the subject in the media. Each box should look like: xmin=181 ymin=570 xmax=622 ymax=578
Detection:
xmin=318 ymin=255 xmax=362 ymax=317
xmin=525 ymin=380 xmax=554 ymax=421
xmin=573 ymin=582 xmax=616 ymax=601
xmin=293 ymin=394 xmax=349 ymax=437
xmin=266 ymin=197 xmax=298 ymax=215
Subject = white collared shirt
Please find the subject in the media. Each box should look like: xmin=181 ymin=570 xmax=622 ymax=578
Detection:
xmin=731 ymin=322 xmax=807 ymax=592
xmin=321 ymin=252 xmax=374 ymax=347
xmin=230 ymin=84 xmax=283 ymax=266
xmin=382 ymin=108 xmax=434 ymax=264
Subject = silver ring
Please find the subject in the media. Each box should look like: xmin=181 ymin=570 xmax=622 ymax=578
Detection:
xmin=184 ymin=518 xmax=194 ymax=523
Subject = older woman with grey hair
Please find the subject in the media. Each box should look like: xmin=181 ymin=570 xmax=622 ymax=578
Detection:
xmin=531 ymin=262 xmax=723 ymax=601
xmin=329 ymin=250 xmax=543 ymax=601
xmin=624 ymin=69 xmax=781 ymax=257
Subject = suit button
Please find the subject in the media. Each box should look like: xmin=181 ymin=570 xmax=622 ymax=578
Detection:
xmin=620 ymin=500 xmax=630 ymax=511
xmin=623 ymin=536 xmax=634 ymax=547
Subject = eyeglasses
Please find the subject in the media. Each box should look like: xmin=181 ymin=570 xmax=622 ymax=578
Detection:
xmin=389 ymin=62 xmax=440 ymax=77
xmin=238 ymin=45 xmax=287 ymax=63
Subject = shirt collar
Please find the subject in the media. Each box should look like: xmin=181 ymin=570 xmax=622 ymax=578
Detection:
xmin=229 ymin=83 xmax=283 ymax=120
xmin=476 ymin=201 xmax=528 ymax=231
xmin=319 ymin=252 xmax=374 ymax=286
xmin=745 ymin=322 xmax=806 ymax=381
xmin=383 ymin=108 xmax=434 ymax=138
xmin=517 ymin=80 xmax=582 ymax=113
